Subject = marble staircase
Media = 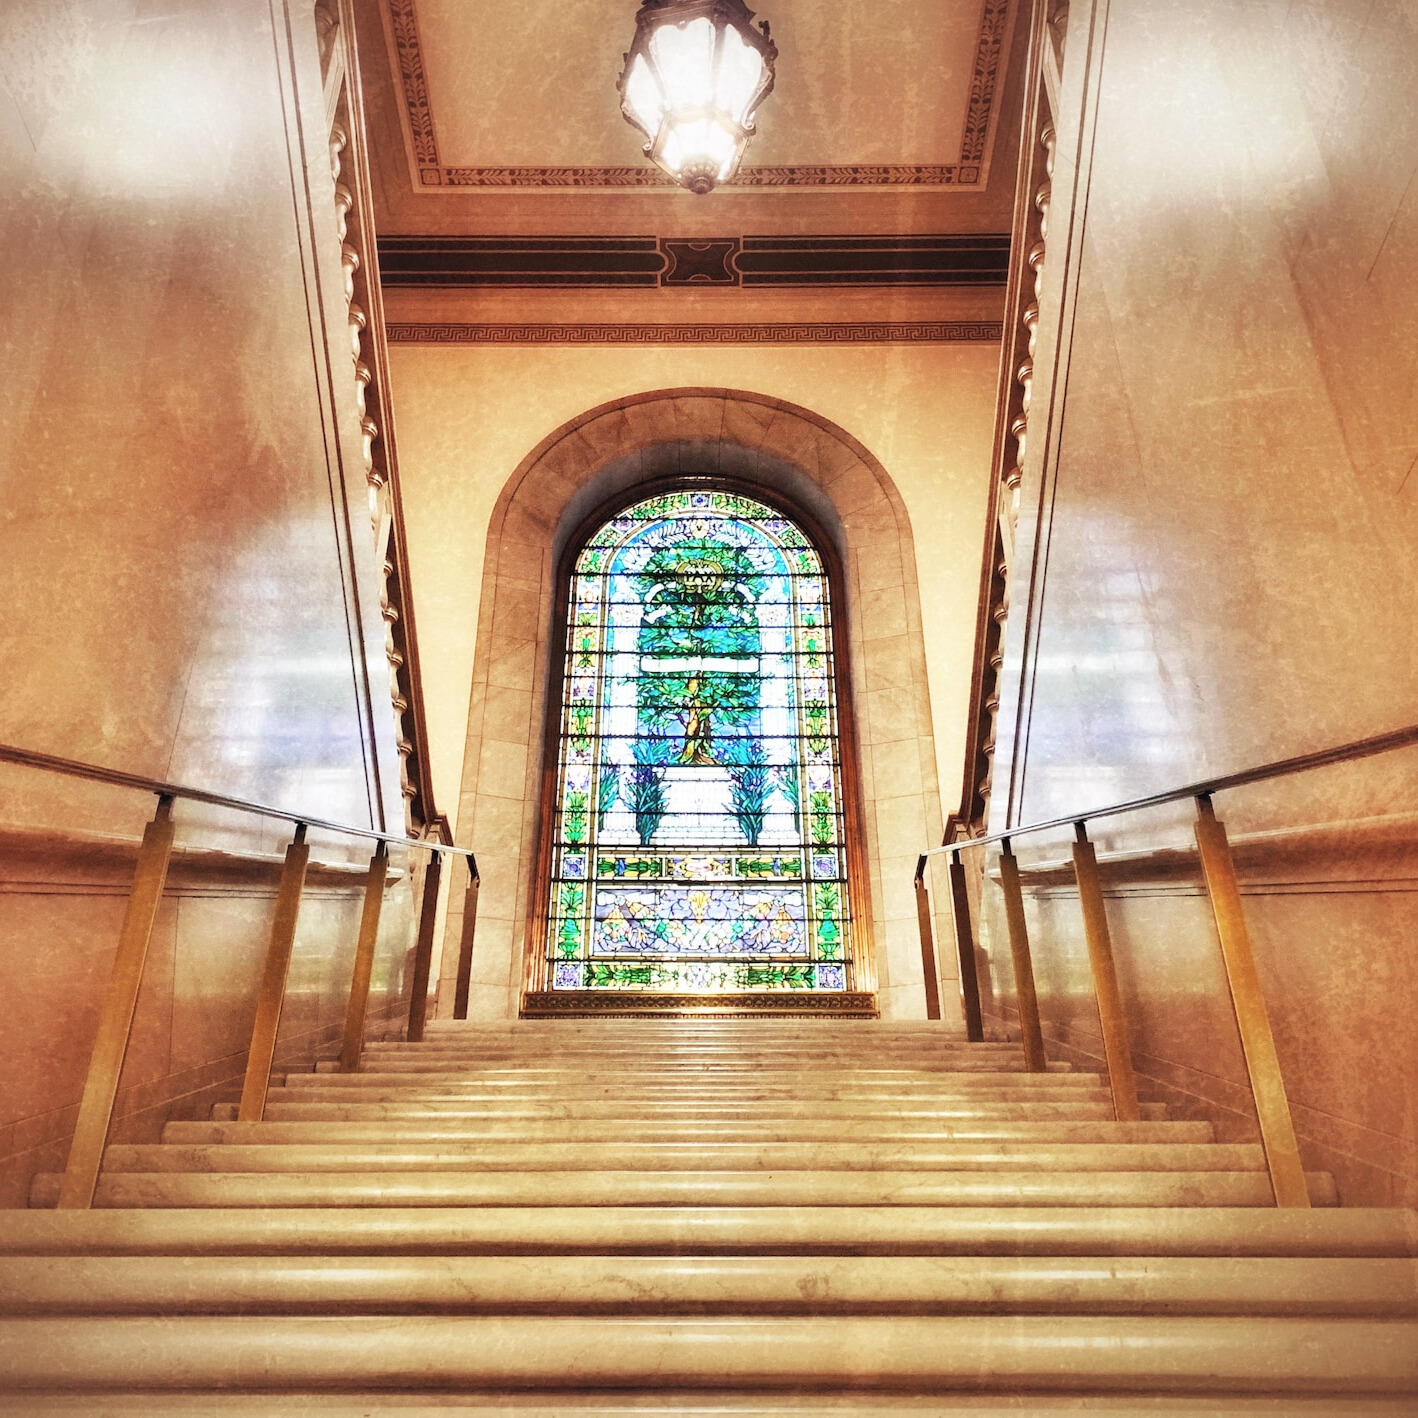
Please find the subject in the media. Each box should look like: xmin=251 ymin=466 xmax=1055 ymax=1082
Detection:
xmin=2 ymin=1019 xmax=1416 ymax=1412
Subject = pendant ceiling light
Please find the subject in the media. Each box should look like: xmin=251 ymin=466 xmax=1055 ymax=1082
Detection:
xmin=617 ymin=0 xmax=777 ymax=195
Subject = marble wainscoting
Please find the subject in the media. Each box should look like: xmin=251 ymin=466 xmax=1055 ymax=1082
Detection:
xmin=0 ymin=797 xmax=417 ymax=1208
xmin=971 ymin=779 xmax=1418 ymax=1211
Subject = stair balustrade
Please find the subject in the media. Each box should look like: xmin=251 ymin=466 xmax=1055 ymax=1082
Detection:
xmin=0 ymin=741 xmax=478 ymax=1211
xmin=915 ymin=721 xmax=1418 ymax=1210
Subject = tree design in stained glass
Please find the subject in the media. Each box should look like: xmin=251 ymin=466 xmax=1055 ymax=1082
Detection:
xmin=546 ymin=488 xmax=852 ymax=993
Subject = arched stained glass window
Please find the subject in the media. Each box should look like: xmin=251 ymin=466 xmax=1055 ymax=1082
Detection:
xmin=544 ymin=488 xmax=854 ymax=996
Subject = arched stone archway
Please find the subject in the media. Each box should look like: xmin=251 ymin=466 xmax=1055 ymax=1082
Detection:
xmin=439 ymin=388 xmax=956 ymax=1024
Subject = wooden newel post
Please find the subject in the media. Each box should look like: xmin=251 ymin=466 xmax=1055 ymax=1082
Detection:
xmin=406 ymin=849 xmax=442 ymax=1042
xmin=58 ymin=794 xmax=177 ymax=1210
xmin=340 ymin=843 xmax=389 ymax=1072
xmin=1071 ymin=822 xmax=1141 ymax=1121
xmin=998 ymin=838 xmax=1047 ymax=1073
xmin=947 ymin=849 xmax=986 ymax=1043
xmin=453 ymin=856 xmax=480 ymax=1020
xmin=238 ymin=824 xmax=311 ymax=1123
xmin=913 ymin=855 xmax=943 ymax=1021
xmin=1193 ymin=794 xmax=1310 ymax=1208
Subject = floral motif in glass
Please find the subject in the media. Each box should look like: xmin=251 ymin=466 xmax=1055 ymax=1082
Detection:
xmin=545 ymin=489 xmax=851 ymax=993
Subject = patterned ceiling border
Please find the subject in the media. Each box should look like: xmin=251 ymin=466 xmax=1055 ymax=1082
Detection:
xmin=385 ymin=322 xmax=1005 ymax=344
xmin=385 ymin=0 xmax=1012 ymax=190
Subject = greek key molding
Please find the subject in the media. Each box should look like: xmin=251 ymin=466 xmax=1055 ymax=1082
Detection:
xmin=386 ymin=0 xmax=1012 ymax=190
xmin=385 ymin=321 xmax=1005 ymax=345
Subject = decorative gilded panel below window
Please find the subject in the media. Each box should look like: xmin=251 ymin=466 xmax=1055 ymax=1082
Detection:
xmin=544 ymin=488 xmax=853 ymax=995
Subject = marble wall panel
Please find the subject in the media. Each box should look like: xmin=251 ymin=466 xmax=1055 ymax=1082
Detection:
xmin=413 ymin=389 xmax=981 ymax=1020
xmin=0 ymin=823 xmax=417 ymax=1208
xmin=0 ymin=0 xmax=400 ymax=831
xmin=0 ymin=0 xmax=415 ymax=1200
xmin=989 ymin=0 xmax=1418 ymax=1204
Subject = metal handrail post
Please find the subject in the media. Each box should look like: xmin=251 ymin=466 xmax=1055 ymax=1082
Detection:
xmin=57 ymin=795 xmax=176 ymax=1209
xmin=912 ymin=855 xmax=943 ymax=1020
xmin=1071 ymin=822 xmax=1141 ymax=1121
xmin=453 ymin=857 xmax=480 ymax=1020
xmin=947 ymin=849 xmax=986 ymax=1042
xmin=406 ymin=849 xmax=442 ymax=1041
xmin=238 ymin=825 xmax=311 ymax=1122
xmin=998 ymin=838 xmax=1047 ymax=1072
xmin=340 ymin=844 xmax=389 ymax=1072
xmin=1193 ymin=795 xmax=1310 ymax=1207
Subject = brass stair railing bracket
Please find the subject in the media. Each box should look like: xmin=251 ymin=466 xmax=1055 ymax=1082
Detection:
xmin=1071 ymin=820 xmax=1141 ymax=1122
xmin=1193 ymin=793 xmax=1311 ymax=1208
xmin=56 ymin=793 xmax=177 ymax=1210
xmin=238 ymin=824 xmax=312 ymax=1123
xmin=998 ymin=836 xmax=1048 ymax=1073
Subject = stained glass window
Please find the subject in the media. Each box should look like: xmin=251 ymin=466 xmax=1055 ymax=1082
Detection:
xmin=544 ymin=488 xmax=853 ymax=994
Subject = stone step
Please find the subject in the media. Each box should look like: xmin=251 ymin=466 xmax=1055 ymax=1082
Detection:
xmin=404 ymin=1036 xmax=1021 ymax=1052
xmin=347 ymin=1063 xmax=1048 ymax=1074
xmin=4 ymin=1395 xmax=1415 ymax=1416
xmin=257 ymin=1089 xmax=1128 ymax=1110
xmin=1 ymin=1254 xmax=1412 ymax=1317
xmin=268 ymin=1083 xmax=1094 ymax=1106
xmin=246 ymin=1090 xmax=1141 ymax=1113
xmin=276 ymin=1079 xmax=1105 ymax=1100
xmin=101 ymin=1141 xmax=1267 ymax=1175
xmin=0 ymin=1315 xmax=1413 ymax=1395
xmin=357 ymin=1043 xmax=1032 ymax=1054
xmin=27 ymin=1169 xmax=1340 ymax=1210
xmin=4 ymin=1206 xmax=1408 ymax=1258
xmin=419 ymin=1026 xmax=1009 ymax=1037
xmin=322 ymin=1057 xmax=1057 ymax=1074
xmin=167 ymin=1119 xmax=1216 ymax=1146
xmin=215 ymin=1098 xmax=1170 ymax=1122
xmin=296 ymin=1066 xmax=1072 ymax=1072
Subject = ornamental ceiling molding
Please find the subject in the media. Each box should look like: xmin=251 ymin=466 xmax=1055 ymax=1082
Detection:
xmin=385 ymin=321 xmax=1005 ymax=345
xmin=377 ymin=234 xmax=1012 ymax=288
xmin=384 ymin=0 xmax=1013 ymax=190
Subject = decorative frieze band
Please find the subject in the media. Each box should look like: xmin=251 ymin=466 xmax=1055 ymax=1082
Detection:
xmin=385 ymin=321 xmax=1005 ymax=346
xmin=377 ymin=234 xmax=1012 ymax=290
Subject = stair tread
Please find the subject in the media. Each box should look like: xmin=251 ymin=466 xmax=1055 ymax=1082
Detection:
xmin=231 ymin=1101 xmax=1157 ymax=1121
xmin=104 ymin=1140 xmax=1267 ymax=1174
xmin=1 ymin=1314 xmax=1414 ymax=1393
xmin=27 ymin=1169 xmax=1340 ymax=1209
xmin=4 ymin=1206 xmax=1410 ymax=1256
xmin=170 ymin=1120 xmax=1217 ymax=1144
xmin=1 ymin=1254 xmax=1411 ymax=1316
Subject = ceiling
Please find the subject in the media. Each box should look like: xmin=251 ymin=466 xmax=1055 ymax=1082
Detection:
xmin=353 ymin=0 xmax=1028 ymax=331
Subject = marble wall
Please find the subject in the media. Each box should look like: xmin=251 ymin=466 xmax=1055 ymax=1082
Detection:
xmin=0 ymin=0 xmax=412 ymax=1202
xmin=386 ymin=344 xmax=1003 ymax=1020
xmin=988 ymin=0 xmax=1418 ymax=1204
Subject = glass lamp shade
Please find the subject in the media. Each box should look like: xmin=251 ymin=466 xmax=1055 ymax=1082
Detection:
xmin=618 ymin=0 xmax=777 ymax=194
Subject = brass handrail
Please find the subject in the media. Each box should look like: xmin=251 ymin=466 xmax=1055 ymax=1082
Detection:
xmin=0 ymin=740 xmax=475 ymax=861
xmin=4 ymin=739 xmax=482 ymax=1208
xmin=914 ymin=719 xmax=1418 ymax=1211
xmin=920 ymin=720 xmax=1418 ymax=865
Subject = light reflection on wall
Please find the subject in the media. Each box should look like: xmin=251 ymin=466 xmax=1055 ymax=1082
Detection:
xmin=166 ymin=513 xmax=374 ymax=849
xmin=0 ymin=1 xmax=259 ymax=206
xmin=1020 ymin=510 xmax=1195 ymax=824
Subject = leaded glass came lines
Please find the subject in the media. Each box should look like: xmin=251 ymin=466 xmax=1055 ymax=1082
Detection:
xmin=545 ymin=489 xmax=853 ymax=994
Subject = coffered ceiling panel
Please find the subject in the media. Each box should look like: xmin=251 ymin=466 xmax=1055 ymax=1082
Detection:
xmin=379 ymin=0 xmax=1015 ymax=190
